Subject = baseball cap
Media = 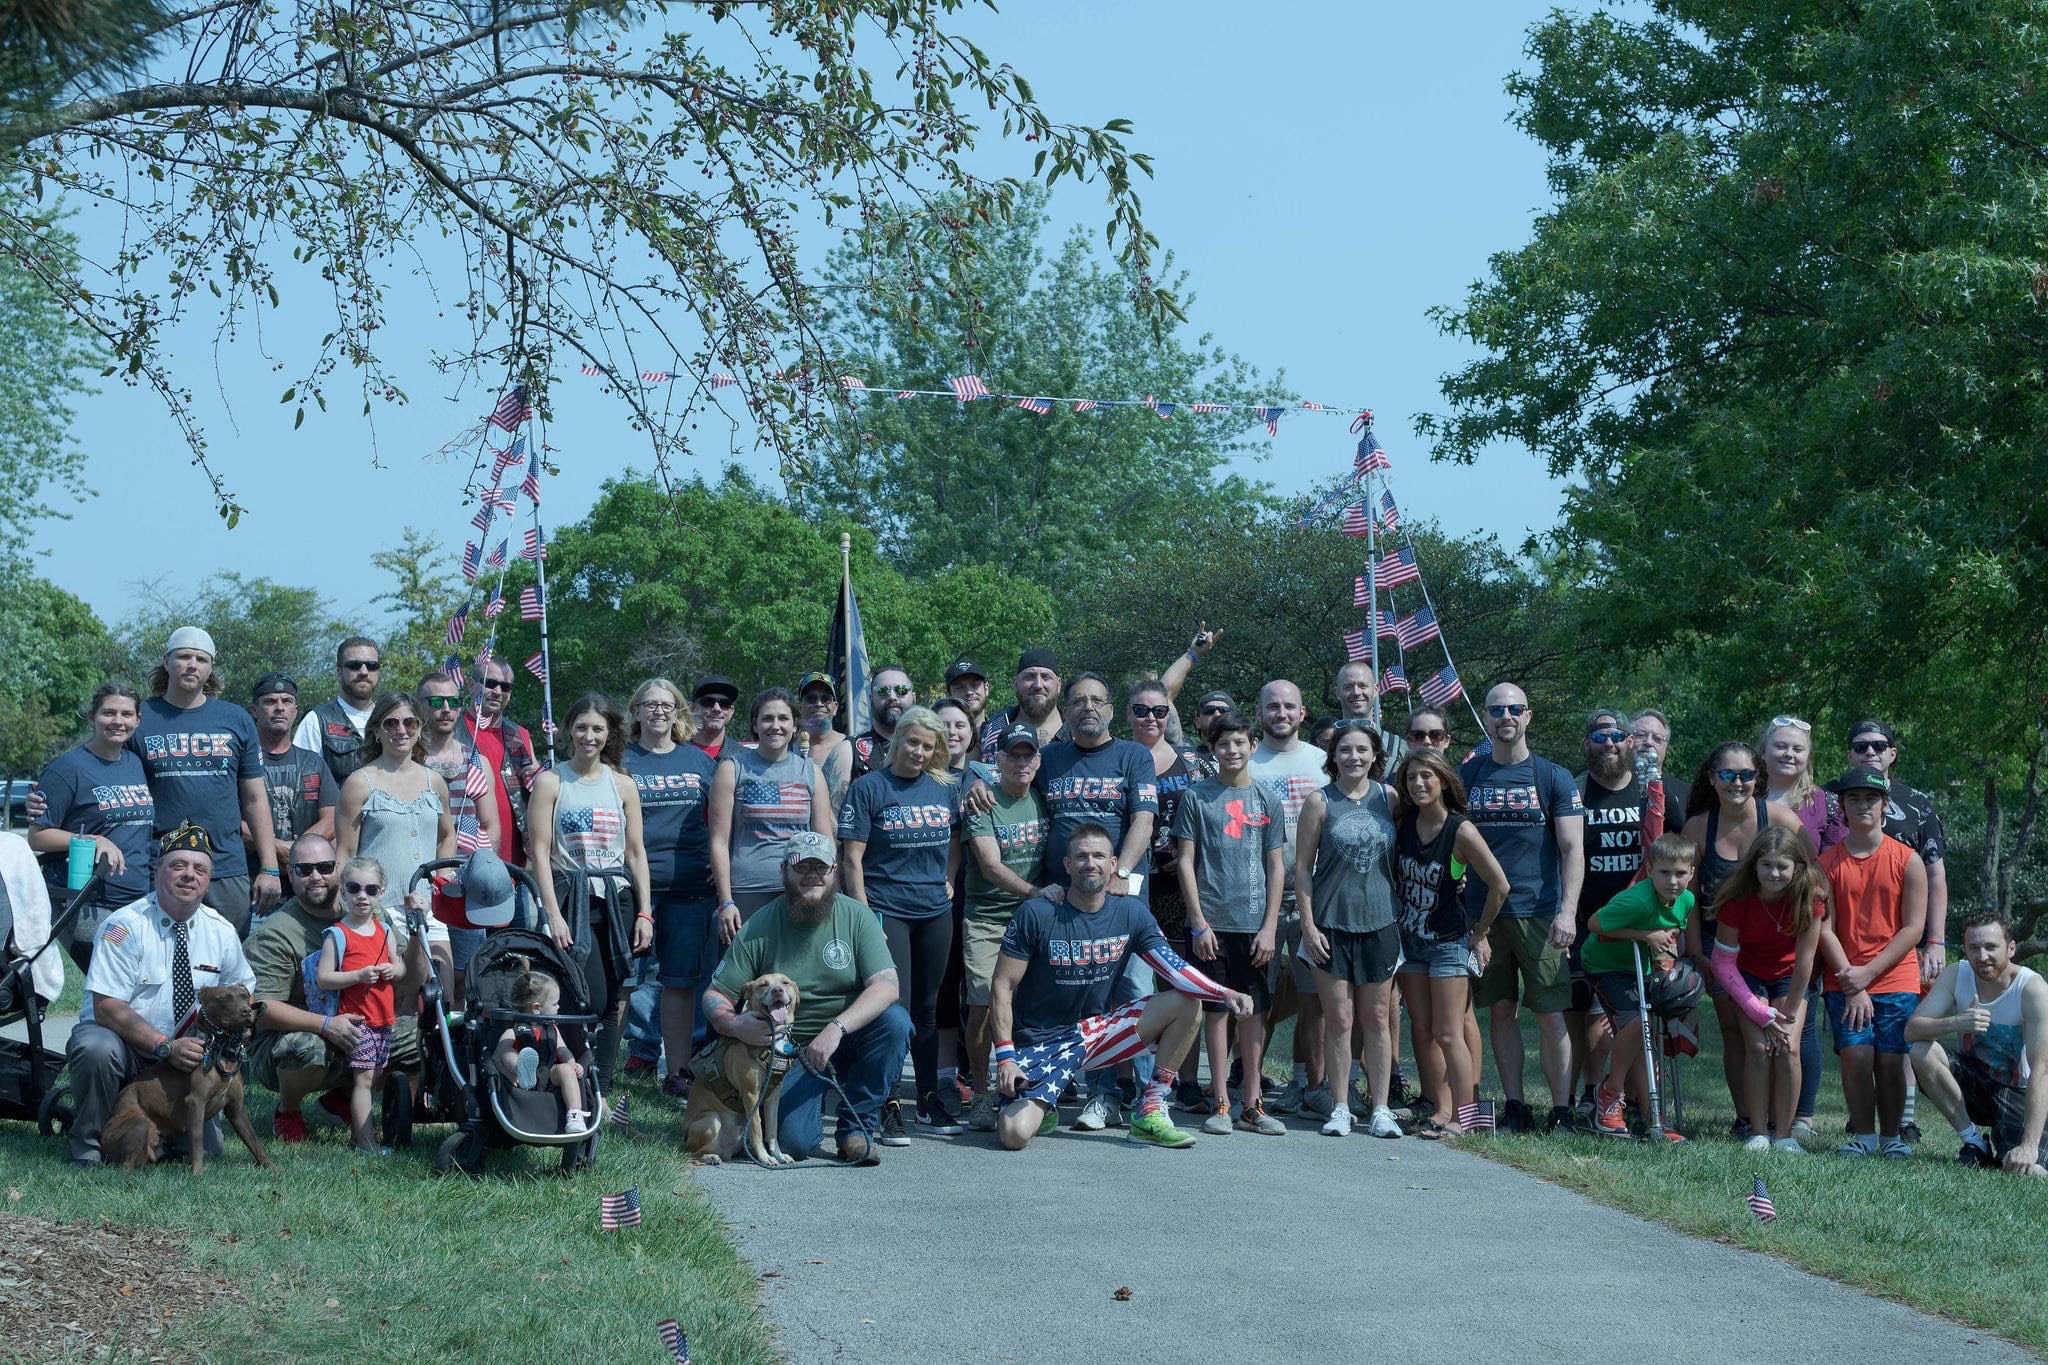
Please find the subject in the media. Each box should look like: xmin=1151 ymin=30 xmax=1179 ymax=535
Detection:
xmin=1195 ymin=689 xmax=1235 ymax=710
xmin=1014 ymin=647 xmax=1058 ymax=675
xmin=795 ymin=671 xmax=836 ymax=698
xmin=1825 ymin=766 xmax=1891 ymax=796
xmin=997 ymin=722 xmax=1041 ymax=753
xmin=782 ymin=830 xmax=838 ymax=867
xmin=692 ymin=675 xmax=739 ymax=704
xmin=1847 ymin=718 xmax=1897 ymax=747
xmin=165 ymin=625 xmax=216 ymax=659
xmin=251 ymin=672 xmax=298 ymax=701
xmin=944 ymin=658 xmax=985 ymax=685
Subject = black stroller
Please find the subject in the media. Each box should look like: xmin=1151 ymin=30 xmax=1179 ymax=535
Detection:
xmin=390 ymin=858 xmax=604 ymax=1175
xmin=0 ymin=873 xmax=103 ymax=1136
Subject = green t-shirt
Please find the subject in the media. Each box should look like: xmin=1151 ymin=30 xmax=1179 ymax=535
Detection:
xmin=708 ymin=892 xmax=893 ymax=1044
xmin=963 ymin=785 xmax=1049 ymax=920
xmin=1580 ymin=880 xmax=1694 ymax=976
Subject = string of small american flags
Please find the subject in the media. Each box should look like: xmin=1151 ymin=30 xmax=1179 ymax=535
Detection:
xmin=573 ymin=364 xmax=1370 ymax=436
xmin=1300 ymin=413 xmax=1482 ymax=729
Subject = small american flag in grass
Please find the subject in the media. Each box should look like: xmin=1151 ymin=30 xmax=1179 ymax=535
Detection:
xmin=1456 ymin=1100 xmax=1494 ymax=1132
xmin=600 ymin=1187 xmax=642 ymax=1230
xmin=656 ymin=1319 xmax=689 ymax=1362
xmin=1747 ymin=1174 xmax=1777 ymax=1222
xmin=610 ymin=1094 xmax=631 ymax=1130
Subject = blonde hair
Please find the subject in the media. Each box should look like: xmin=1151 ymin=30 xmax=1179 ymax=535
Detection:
xmin=631 ymin=677 xmax=697 ymax=745
xmin=1759 ymin=719 xmax=1816 ymax=814
xmin=338 ymin=854 xmax=387 ymax=891
xmin=886 ymin=705 xmax=957 ymax=784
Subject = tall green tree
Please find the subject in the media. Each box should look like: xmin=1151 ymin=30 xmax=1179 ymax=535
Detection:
xmin=371 ymin=527 xmax=461 ymax=687
xmin=795 ymin=186 xmax=1277 ymax=597
xmin=0 ymin=567 xmax=112 ymax=773
xmin=1422 ymin=0 xmax=2048 ymax=929
xmin=0 ymin=185 xmax=95 ymax=557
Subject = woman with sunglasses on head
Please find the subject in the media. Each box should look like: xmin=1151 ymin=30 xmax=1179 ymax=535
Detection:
xmin=527 ymin=693 xmax=655 ymax=1089
xmin=708 ymin=687 xmax=835 ymax=942
xmin=1129 ymin=677 xmax=1216 ymax=1110
xmin=1681 ymin=741 xmax=1803 ymax=1138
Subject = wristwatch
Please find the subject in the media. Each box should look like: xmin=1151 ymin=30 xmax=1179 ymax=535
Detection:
xmin=152 ymin=1037 xmax=171 ymax=1060
xmin=1115 ymin=867 xmax=1132 ymax=881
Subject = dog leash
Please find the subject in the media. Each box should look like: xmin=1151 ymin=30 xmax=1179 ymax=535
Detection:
xmin=733 ymin=1037 xmax=880 ymax=1169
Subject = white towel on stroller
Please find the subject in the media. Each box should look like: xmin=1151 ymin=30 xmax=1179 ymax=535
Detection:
xmin=0 ymin=833 xmax=61 ymax=1003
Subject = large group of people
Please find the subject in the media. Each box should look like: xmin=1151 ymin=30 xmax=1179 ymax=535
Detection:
xmin=9 ymin=624 xmax=2043 ymax=1178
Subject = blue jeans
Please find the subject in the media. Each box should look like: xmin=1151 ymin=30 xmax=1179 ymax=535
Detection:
xmin=1797 ymin=981 xmax=1822 ymax=1118
xmin=776 ymin=1004 xmax=913 ymax=1157
xmin=622 ymin=953 xmax=662 ymax=1065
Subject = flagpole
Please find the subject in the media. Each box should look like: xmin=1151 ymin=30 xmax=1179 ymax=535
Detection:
xmin=532 ymin=499 xmax=558 ymax=765
xmin=839 ymin=531 xmax=855 ymax=736
xmin=1364 ymin=472 xmax=1382 ymax=730
xmin=1406 ymin=554 xmax=1485 ymax=734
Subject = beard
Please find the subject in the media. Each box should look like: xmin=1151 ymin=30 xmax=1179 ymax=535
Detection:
xmin=1073 ymin=871 xmax=1107 ymax=897
xmin=783 ymin=875 xmax=836 ymax=921
xmin=1074 ymin=716 xmax=1108 ymax=741
xmin=1019 ymin=693 xmax=1058 ymax=724
xmin=877 ymin=699 xmax=906 ymax=730
xmin=300 ymin=882 xmax=339 ymax=915
xmin=1591 ymin=748 xmax=1631 ymax=784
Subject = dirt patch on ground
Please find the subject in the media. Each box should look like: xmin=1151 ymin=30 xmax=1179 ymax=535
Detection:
xmin=0 ymin=1211 xmax=243 ymax=1361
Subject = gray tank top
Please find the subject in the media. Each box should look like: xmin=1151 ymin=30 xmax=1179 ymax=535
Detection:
xmin=553 ymin=765 xmax=628 ymax=894
xmin=725 ymin=745 xmax=816 ymax=892
xmin=1308 ymin=781 xmax=1398 ymax=934
xmin=356 ymin=778 xmax=444 ymax=909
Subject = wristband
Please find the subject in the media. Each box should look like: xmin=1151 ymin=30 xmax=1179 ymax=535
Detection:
xmin=717 ymin=900 xmax=738 ymax=912
xmin=1185 ymin=648 xmax=1200 ymax=664
xmin=260 ymin=866 xmax=279 ymax=877
xmin=1191 ymin=925 xmax=1211 ymax=938
xmin=635 ymin=911 xmax=654 ymax=922
xmin=994 ymin=1041 xmax=1017 ymax=1064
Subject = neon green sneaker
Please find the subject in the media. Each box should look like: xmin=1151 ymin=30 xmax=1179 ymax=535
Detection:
xmin=1037 ymin=1104 xmax=1060 ymax=1136
xmin=1126 ymin=1107 xmax=1197 ymax=1149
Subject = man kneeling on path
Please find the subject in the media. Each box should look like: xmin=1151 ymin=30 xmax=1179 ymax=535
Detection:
xmin=990 ymin=823 xmax=1252 ymax=1150
xmin=703 ymin=832 xmax=911 ymax=1164
xmin=1904 ymin=912 xmax=2047 ymax=1176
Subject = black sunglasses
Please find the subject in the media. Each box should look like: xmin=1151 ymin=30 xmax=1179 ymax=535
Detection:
xmin=291 ymin=860 xmax=337 ymax=876
xmin=481 ymin=677 xmax=513 ymax=691
xmin=341 ymin=659 xmax=381 ymax=672
xmin=1409 ymin=727 xmax=1448 ymax=743
xmin=1850 ymin=739 xmax=1891 ymax=754
xmin=343 ymin=880 xmax=384 ymax=898
xmin=1129 ymin=704 xmax=1170 ymax=720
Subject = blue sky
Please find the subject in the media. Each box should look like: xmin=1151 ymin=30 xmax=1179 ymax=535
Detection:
xmin=36 ymin=2 xmax=1566 ymax=629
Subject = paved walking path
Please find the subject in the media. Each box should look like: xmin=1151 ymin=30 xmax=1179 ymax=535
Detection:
xmin=703 ymin=1114 xmax=2033 ymax=1364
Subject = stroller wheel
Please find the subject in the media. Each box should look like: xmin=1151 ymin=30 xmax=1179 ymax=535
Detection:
xmin=37 ymin=1081 xmax=75 ymax=1137
xmin=382 ymin=1071 xmax=415 ymax=1150
xmin=562 ymin=1121 xmax=600 ymax=1174
xmin=435 ymin=1127 xmax=484 ymax=1177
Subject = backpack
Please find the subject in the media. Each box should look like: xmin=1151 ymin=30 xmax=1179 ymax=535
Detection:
xmin=300 ymin=921 xmax=390 ymax=1016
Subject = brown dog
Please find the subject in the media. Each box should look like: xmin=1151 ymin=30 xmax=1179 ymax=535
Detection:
xmin=101 ymin=985 xmax=276 ymax=1174
xmin=684 ymin=973 xmax=800 ymax=1166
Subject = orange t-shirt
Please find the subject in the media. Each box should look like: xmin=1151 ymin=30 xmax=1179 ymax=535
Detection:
xmin=1820 ymin=837 xmax=1918 ymax=995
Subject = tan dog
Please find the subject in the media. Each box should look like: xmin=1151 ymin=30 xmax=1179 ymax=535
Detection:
xmin=101 ymin=985 xmax=276 ymax=1174
xmin=684 ymin=973 xmax=800 ymax=1166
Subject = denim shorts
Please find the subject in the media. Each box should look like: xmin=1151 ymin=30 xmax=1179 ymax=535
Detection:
xmin=450 ymin=926 xmax=487 ymax=974
xmin=1396 ymin=929 xmax=1471 ymax=980
xmin=1739 ymin=970 xmax=1794 ymax=1001
xmin=1823 ymin=989 xmax=1917 ymax=1055
xmin=653 ymin=894 xmax=716 ymax=988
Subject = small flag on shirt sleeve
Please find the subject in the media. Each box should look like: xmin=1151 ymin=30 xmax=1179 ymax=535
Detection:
xmin=600 ymin=1187 xmax=642 ymax=1229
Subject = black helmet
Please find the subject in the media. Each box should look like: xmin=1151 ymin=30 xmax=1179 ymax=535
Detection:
xmin=1646 ymin=958 xmax=1704 ymax=1018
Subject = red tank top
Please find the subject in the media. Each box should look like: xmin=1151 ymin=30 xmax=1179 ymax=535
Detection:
xmin=335 ymin=919 xmax=396 ymax=1027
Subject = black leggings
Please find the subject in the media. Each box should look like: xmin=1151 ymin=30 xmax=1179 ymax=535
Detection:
xmin=882 ymin=913 xmax=955 ymax=1100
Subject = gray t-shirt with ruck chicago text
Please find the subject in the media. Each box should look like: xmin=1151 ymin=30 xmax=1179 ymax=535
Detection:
xmin=1168 ymin=778 xmax=1282 ymax=933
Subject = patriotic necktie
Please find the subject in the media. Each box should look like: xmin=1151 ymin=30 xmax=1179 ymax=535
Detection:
xmin=171 ymin=919 xmax=195 ymax=1027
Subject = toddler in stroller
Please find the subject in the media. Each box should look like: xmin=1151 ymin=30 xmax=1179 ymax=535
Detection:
xmin=491 ymin=956 xmax=590 ymax=1134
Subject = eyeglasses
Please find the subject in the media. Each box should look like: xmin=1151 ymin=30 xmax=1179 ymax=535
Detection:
xmin=1770 ymin=715 xmax=1812 ymax=732
xmin=420 ymin=695 xmax=464 ymax=710
xmin=291 ymin=860 xmax=337 ymax=876
xmin=343 ymin=881 xmax=384 ymax=898
xmin=1486 ymin=704 xmax=1529 ymax=718
xmin=341 ymin=659 xmax=380 ymax=672
xmin=873 ymin=684 xmax=914 ymax=698
xmin=1409 ymin=728 xmax=1448 ymax=743
xmin=1850 ymin=739 xmax=1891 ymax=754
xmin=1070 ymin=696 xmax=1110 ymax=711
xmin=1587 ymin=729 xmax=1629 ymax=745
xmin=381 ymin=716 xmax=420 ymax=731
xmin=1715 ymin=768 xmax=1759 ymax=783
xmin=1129 ymin=704 xmax=1171 ymax=720
xmin=481 ymin=677 xmax=513 ymax=691
xmin=639 ymin=701 xmax=677 ymax=713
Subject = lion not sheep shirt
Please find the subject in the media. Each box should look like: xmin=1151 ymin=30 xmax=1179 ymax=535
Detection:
xmin=1034 ymin=738 xmax=1158 ymax=887
xmin=999 ymin=892 xmax=1168 ymax=1046
xmin=128 ymin=696 xmax=263 ymax=866
xmin=838 ymin=768 xmax=962 ymax=920
xmin=81 ymin=896 xmax=254 ymax=1035
xmin=710 ymin=892 xmax=893 ymax=1046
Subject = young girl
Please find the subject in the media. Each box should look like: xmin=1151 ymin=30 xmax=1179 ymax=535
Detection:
xmin=1709 ymin=826 xmax=1826 ymax=1153
xmin=492 ymin=956 xmax=589 ymax=1133
xmin=315 ymin=856 xmax=400 ymax=1156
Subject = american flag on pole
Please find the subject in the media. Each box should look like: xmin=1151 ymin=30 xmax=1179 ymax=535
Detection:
xmin=454 ymin=816 xmax=486 ymax=855
xmin=1014 ymin=396 xmax=1052 ymax=414
xmin=1419 ymin=666 xmax=1463 ymax=706
xmin=949 ymin=375 xmax=990 ymax=402
xmin=1456 ymin=1099 xmax=1495 ymax=1132
xmin=1747 ymin=1175 xmax=1777 ymax=1222
xmin=1355 ymin=430 xmax=1392 ymax=475
xmin=1395 ymin=606 xmax=1441 ymax=649
xmin=1300 ymin=399 xmax=1328 ymax=412
xmin=491 ymin=437 xmax=525 ymax=481
xmin=1072 ymin=399 xmax=1099 ymax=413
xmin=837 ymin=375 xmax=867 ymax=391
xmin=1342 ymin=629 xmax=1370 ymax=662
xmin=520 ymin=585 xmax=544 ymax=621
xmin=445 ymin=603 xmax=470 ymax=646
xmin=599 ymin=1187 xmax=642 ymax=1230
xmin=524 ymin=652 xmax=548 ymax=683
xmin=488 ymin=386 xmax=531 ymax=432
xmin=1143 ymin=394 xmax=1174 ymax=419
xmin=1353 ymin=579 xmax=1401 ymax=614
xmin=709 ymin=372 xmax=737 ymax=389
xmin=463 ymin=761 xmax=491 ymax=801
xmin=1254 ymin=405 xmax=1284 ymax=436
xmin=1372 ymin=546 xmax=1421 ymax=589
xmin=470 ymin=505 xmax=495 ymax=533
xmin=1381 ymin=665 xmax=1409 ymax=694
xmin=1379 ymin=489 xmax=1400 ymax=532
xmin=610 ymin=1093 xmax=631 ymax=1129
xmin=479 ymin=485 xmax=515 ymax=514
xmin=656 ymin=1319 xmax=689 ymax=1363
xmin=482 ymin=585 xmax=505 ymax=619
xmin=1342 ymin=504 xmax=1372 ymax=537
xmin=522 ymin=528 xmax=547 ymax=561
xmin=579 ymin=363 xmax=606 ymax=376
xmin=461 ymin=540 xmax=481 ymax=583
xmin=894 ymin=389 xmax=916 ymax=400
xmin=1190 ymin=401 xmax=1230 ymax=414
xmin=520 ymin=462 xmax=541 ymax=506
xmin=441 ymin=654 xmax=465 ymax=690
xmin=1375 ymin=607 xmax=1400 ymax=637
xmin=641 ymin=369 xmax=673 ymax=382
xmin=485 ymin=538 xmax=508 ymax=569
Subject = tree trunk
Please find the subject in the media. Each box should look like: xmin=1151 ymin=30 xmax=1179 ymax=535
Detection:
xmin=1982 ymin=774 xmax=2004 ymax=918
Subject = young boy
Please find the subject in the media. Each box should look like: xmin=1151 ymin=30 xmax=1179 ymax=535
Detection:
xmin=1820 ymin=767 xmax=1928 ymax=1158
xmin=960 ymin=723 xmax=1051 ymax=1132
xmin=1171 ymin=713 xmax=1286 ymax=1136
xmin=1584 ymin=833 xmax=1697 ymax=1142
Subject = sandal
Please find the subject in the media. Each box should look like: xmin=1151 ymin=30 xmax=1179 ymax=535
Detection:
xmin=1414 ymin=1119 xmax=1453 ymax=1141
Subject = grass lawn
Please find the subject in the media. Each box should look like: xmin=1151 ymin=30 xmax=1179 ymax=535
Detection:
xmin=6 ymin=958 xmax=780 ymax=1363
xmin=1264 ymin=992 xmax=2048 ymax=1354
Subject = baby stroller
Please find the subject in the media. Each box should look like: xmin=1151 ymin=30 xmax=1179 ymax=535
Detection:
xmin=399 ymin=860 xmax=605 ymax=1175
xmin=0 ymin=872 xmax=103 ymax=1136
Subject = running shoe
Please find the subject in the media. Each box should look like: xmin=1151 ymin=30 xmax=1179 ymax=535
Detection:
xmin=953 ymin=1075 xmax=977 ymax=1111
xmin=317 ymin=1087 xmax=353 ymax=1126
xmin=623 ymin=1055 xmax=657 ymax=1077
xmin=1743 ymin=1134 xmax=1771 ymax=1153
xmin=1174 ymin=1079 xmax=1209 ymax=1113
xmin=1264 ymin=1080 xmax=1307 ymax=1115
xmin=1501 ymin=1099 xmax=1536 ymax=1133
xmin=1771 ymin=1138 xmax=1806 ymax=1154
xmin=966 ymin=1089 xmax=999 ymax=1132
xmin=1322 ymin=1106 xmax=1354 ymax=1137
xmin=916 ymin=1093 xmax=965 ymax=1136
xmin=1201 ymin=1101 xmax=1234 ymax=1136
xmin=1545 ymin=1104 xmax=1574 ymax=1134
xmin=878 ymin=1098 xmax=911 ymax=1147
xmin=1301 ymin=1085 xmax=1336 ymax=1119
xmin=1879 ymin=1136 xmax=1914 ymax=1160
xmin=1958 ymin=1139 xmax=1997 ymax=1169
xmin=271 ymin=1109 xmax=310 ymax=1143
xmin=1236 ymin=1101 xmax=1286 ymax=1136
xmin=1127 ymin=1109 xmax=1198 ymax=1148
xmin=1900 ymin=1120 xmax=1923 ymax=1145
xmin=1074 ymin=1093 xmax=1120 ymax=1131
xmin=565 ymin=1108 xmax=589 ymax=1134
xmin=1593 ymin=1088 xmax=1630 ymax=1139
xmin=1572 ymin=1095 xmax=1597 ymax=1134
xmin=514 ymin=1046 xmax=540 ymax=1090
xmin=1366 ymin=1106 xmax=1402 ymax=1139
xmin=1654 ymin=1124 xmax=1687 ymax=1145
